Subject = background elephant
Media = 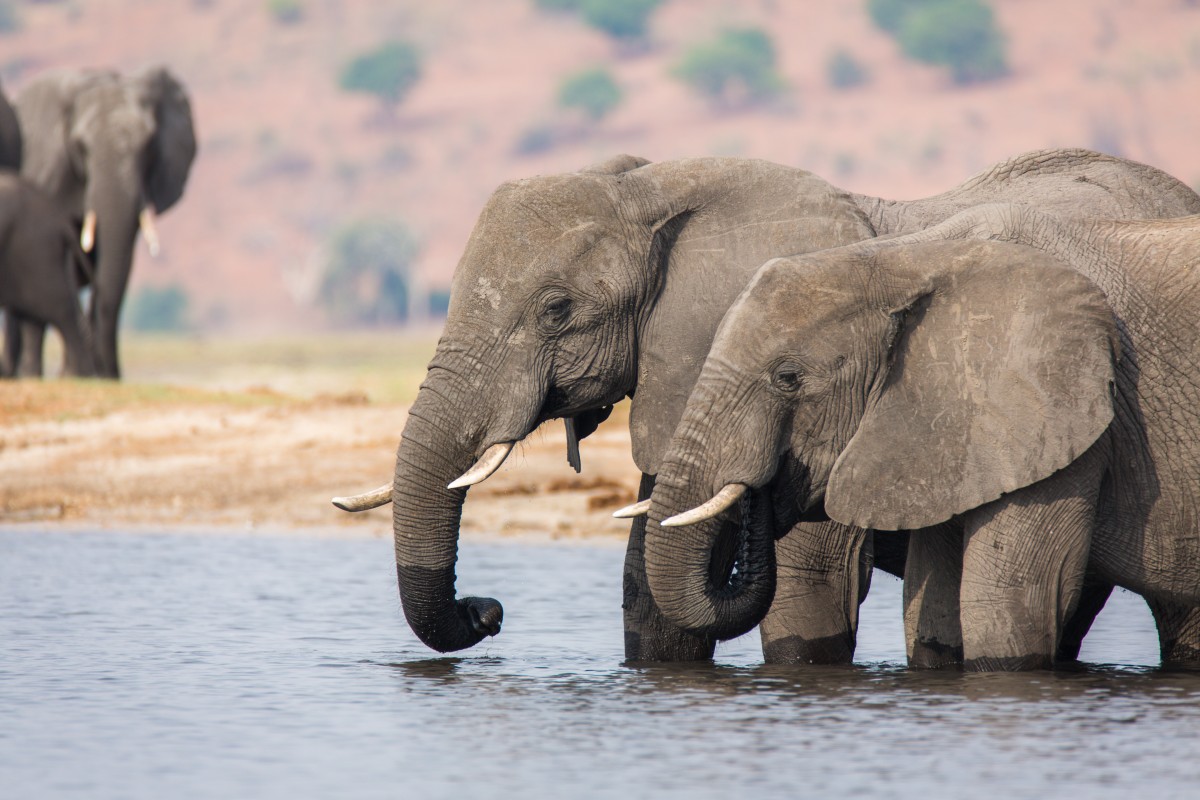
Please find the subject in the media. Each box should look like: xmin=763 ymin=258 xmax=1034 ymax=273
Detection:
xmin=10 ymin=66 xmax=196 ymax=379
xmin=642 ymin=205 xmax=1200 ymax=670
xmin=0 ymin=173 xmax=95 ymax=377
xmin=335 ymin=149 xmax=1200 ymax=661
xmin=0 ymin=79 xmax=20 ymax=170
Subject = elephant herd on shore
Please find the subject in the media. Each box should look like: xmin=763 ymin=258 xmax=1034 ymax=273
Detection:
xmin=0 ymin=68 xmax=196 ymax=379
xmin=334 ymin=148 xmax=1200 ymax=672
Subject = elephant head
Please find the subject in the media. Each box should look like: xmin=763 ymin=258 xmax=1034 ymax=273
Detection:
xmin=337 ymin=155 xmax=875 ymax=653
xmin=16 ymin=66 xmax=196 ymax=377
xmin=644 ymin=238 xmax=1119 ymax=634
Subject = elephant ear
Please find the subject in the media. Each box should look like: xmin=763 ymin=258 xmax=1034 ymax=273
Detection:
xmin=135 ymin=66 xmax=196 ymax=213
xmin=825 ymin=240 xmax=1119 ymax=531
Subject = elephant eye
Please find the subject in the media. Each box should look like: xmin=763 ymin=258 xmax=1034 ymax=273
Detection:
xmin=771 ymin=366 xmax=804 ymax=393
xmin=541 ymin=295 xmax=573 ymax=328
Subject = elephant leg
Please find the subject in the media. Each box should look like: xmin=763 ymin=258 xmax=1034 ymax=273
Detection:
xmin=623 ymin=473 xmax=716 ymax=662
xmin=2 ymin=312 xmax=18 ymax=377
xmin=1055 ymin=576 xmax=1114 ymax=662
xmin=759 ymin=522 xmax=871 ymax=664
xmin=959 ymin=451 xmax=1102 ymax=671
xmin=16 ymin=317 xmax=45 ymax=377
xmin=904 ymin=522 xmax=964 ymax=669
xmin=1147 ymin=598 xmax=1200 ymax=669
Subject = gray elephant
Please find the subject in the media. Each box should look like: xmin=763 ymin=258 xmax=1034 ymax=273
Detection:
xmin=10 ymin=66 xmax=196 ymax=379
xmin=0 ymin=79 xmax=20 ymax=170
xmin=642 ymin=204 xmax=1200 ymax=670
xmin=333 ymin=149 xmax=1200 ymax=660
xmin=0 ymin=172 xmax=95 ymax=377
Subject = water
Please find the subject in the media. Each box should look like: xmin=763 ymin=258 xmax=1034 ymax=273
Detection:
xmin=1 ymin=528 xmax=1198 ymax=800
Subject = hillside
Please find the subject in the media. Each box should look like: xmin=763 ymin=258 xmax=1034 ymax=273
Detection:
xmin=2 ymin=0 xmax=1199 ymax=332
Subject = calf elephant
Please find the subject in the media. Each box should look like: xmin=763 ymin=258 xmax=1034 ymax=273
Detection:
xmin=0 ymin=172 xmax=95 ymax=377
xmin=334 ymin=149 xmax=1200 ymax=661
xmin=0 ymin=79 xmax=20 ymax=170
xmin=642 ymin=205 xmax=1200 ymax=670
xmin=11 ymin=66 xmax=196 ymax=378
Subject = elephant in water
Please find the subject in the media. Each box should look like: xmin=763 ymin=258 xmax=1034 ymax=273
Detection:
xmin=10 ymin=66 xmax=196 ymax=379
xmin=334 ymin=149 xmax=1200 ymax=661
xmin=0 ymin=79 xmax=20 ymax=170
xmin=642 ymin=205 xmax=1200 ymax=670
xmin=0 ymin=172 xmax=95 ymax=377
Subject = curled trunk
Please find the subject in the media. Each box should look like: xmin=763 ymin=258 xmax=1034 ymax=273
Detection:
xmin=643 ymin=475 xmax=776 ymax=641
xmin=391 ymin=375 xmax=503 ymax=652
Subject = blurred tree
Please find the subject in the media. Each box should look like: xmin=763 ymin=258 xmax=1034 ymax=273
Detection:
xmin=428 ymin=289 xmax=451 ymax=318
xmin=266 ymin=0 xmax=304 ymax=25
xmin=827 ymin=48 xmax=869 ymax=89
xmin=125 ymin=285 xmax=191 ymax=332
xmin=898 ymin=0 xmax=1007 ymax=84
xmin=579 ymin=0 xmax=661 ymax=40
xmin=867 ymin=0 xmax=1008 ymax=85
xmin=558 ymin=68 xmax=623 ymax=121
xmin=672 ymin=28 xmax=785 ymax=107
xmin=533 ymin=0 xmax=661 ymax=41
xmin=866 ymin=0 xmax=926 ymax=33
xmin=339 ymin=41 xmax=422 ymax=110
xmin=319 ymin=219 xmax=418 ymax=327
xmin=0 ymin=1 xmax=19 ymax=34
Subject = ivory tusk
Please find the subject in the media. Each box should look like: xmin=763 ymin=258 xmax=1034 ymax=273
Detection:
xmin=661 ymin=483 xmax=747 ymax=528
xmin=331 ymin=483 xmax=392 ymax=512
xmin=447 ymin=441 xmax=515 ymax=489
xmin=139 ymin=207 xmax=160 ymax=257
xmin=80 ymin=210 xmax=97 ymax=253
xmin=612 ymin=499 xmax=651 ymax=519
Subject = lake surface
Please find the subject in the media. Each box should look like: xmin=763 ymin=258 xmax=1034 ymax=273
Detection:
xmin=1 ymin=528 xmax=1198 ymax=800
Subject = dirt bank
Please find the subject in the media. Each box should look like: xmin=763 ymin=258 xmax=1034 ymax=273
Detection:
xmin=0 ymin=381 xmax=641 ymax=540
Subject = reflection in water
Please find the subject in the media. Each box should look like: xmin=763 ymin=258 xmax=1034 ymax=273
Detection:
xmin=1 ymin=529 xmax=1198 ymax=800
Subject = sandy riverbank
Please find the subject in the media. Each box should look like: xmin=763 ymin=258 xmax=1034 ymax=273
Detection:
xmin=0 ymin=340 xmax=642 ymax=541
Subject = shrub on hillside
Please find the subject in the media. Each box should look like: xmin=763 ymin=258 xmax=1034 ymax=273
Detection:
xmin=867 ymin=0 xmax=1008 ymax=85
xmin=319 ymin=219 xmax=418 ymax=327
xmin=558 ymin=68 xmax=623 ymax=121
xmin=580 ymin=0 xmax=661 ymax=40
xmin=266 ymin=0 xmax=303 ymax=25
xmin=534 ymin=0 xmax=661 ymax=41
xmin=125 ymin=285 xmax=191 ymax=332
xmin=0 ymin=1 xmax=20 ymax=34
xmin=827 ymin=49 xmax=869 ymax=89
xmin=339 ymin=41 xmax=422 ymax=109
xmin=672 ymin=28 xmax=785 ymax=106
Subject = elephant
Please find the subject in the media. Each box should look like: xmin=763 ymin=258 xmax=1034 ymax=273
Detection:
xmin=9 ymin=66 xmax=196 ymax=379
xmin=0 ymin=79 xmax=20 ymax=171
xmin=332 ymin=149 xmax=1200 ymax=660
xmin=0 ymin=171 xmax=95 ymax=377
xmin=641 ymin=203 xmax=1200 ymax=670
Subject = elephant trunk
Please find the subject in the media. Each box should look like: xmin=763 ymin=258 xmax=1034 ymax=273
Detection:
xmin=643 ymin=469 xmax=776 ymax=641
xmin=84 ymin=163 xmax=141 ymax=379
xmin=391 ymin=371 xmax=504 ymax=652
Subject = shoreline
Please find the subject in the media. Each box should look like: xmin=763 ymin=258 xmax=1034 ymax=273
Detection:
xmin=0 ymin=379 xmax=641 ymax=545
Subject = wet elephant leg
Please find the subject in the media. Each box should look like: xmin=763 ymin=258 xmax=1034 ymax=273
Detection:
xmin=1148 ymin=598 xmax=1200 ymax=669
xmin=904 ymin=522 xmax=964 ymax=669
xmin=623 ymin=473 xmax=716 ymax=662
xmin=1055 ymin=577 xmax=1114 ymax=662
xmin=759 ymin=522 xmax=871 ymax=664
xmin=959 ymin=452 xmax=1101 ymax=671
